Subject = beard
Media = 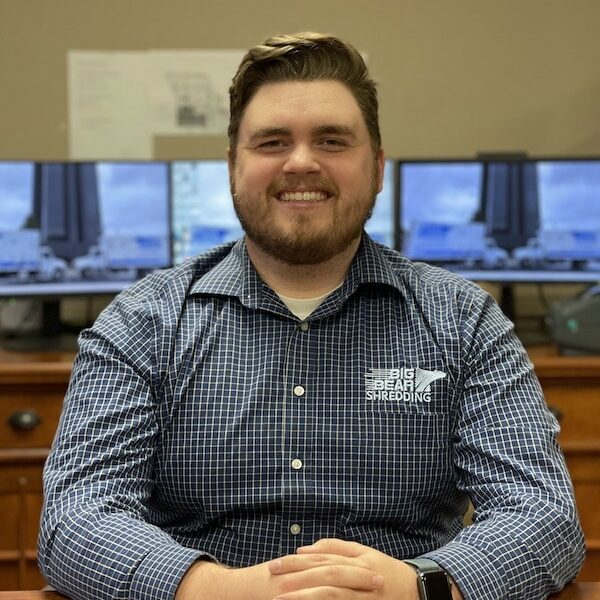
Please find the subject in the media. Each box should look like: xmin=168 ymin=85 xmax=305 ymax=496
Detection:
xmin=231 ymin=162 xmax=380 ymax=266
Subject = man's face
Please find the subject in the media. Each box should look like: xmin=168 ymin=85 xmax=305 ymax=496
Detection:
xmin=229 ymin=80 xmax=384 ymax=265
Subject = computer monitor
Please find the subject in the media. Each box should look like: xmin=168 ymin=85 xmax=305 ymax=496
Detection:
xmin=0 ymin=161 xmax=170 ymax=348
xmin=170 ymin=159 xmax=396 ymax=265
xmin=368 ymin=159 xmax=396 ymax=248
xmin=171 ymin=161 xmax=241 ymax=264
xmin=398 ymin=158 xmax=600 ymax=284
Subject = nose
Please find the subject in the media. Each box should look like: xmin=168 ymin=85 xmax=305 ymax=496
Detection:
xmin=282 ymin=144 xmax=320 ymax=175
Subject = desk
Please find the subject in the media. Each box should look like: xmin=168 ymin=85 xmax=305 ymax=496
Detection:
xmin=0 ymin=349 xmax=74 ymax=590
xmin=1 ymin=584 xmax=600 ymax=599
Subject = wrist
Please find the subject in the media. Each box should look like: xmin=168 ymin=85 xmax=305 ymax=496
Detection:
xmin=404 ymin=558 xmax=453 ymax=600
xmin=175 ymin=560 xmax=233 ymax=600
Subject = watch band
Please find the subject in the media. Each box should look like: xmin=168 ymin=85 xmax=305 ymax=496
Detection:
xmin=404 ymin=558 xmax=452 ymax=600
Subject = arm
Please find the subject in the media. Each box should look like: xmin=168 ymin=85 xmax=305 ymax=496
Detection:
xmin=38 ymin=295 xmax=204 ymax=600
xmin=174 ymin=550 xmax=389 ymax=600
xmin=423 ymin=294 xmax=585 ymax=600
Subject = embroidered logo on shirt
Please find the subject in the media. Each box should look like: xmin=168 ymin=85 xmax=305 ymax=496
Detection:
xmin=364 ymin=367 xmax=446 ymax=403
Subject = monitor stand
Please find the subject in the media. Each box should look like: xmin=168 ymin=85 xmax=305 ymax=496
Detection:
xmin=499 ymin=284 xmax=516 ymax=322
xmin=1 ymin=299 xmax=79 ymax=352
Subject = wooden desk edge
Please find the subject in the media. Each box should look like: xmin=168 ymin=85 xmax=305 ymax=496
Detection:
xmin=2 ymin=583 xmax=600 ymax=599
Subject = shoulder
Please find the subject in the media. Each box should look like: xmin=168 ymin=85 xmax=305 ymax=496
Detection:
xmin=83 ymin=242 xmax=239 ymax=353
xmin=110 ymin=242 xmax=238 ymax=312
xmin=374 ymin=242 xmax=488 ymax=310
xmin=372 ymin=244 xmax=511 ymax=357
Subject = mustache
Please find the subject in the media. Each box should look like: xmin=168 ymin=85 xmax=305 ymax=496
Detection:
xmin=230 ymin=177 xmax=340 ymax=200
xmin=267 ymin=177 xmax=338 ymax=196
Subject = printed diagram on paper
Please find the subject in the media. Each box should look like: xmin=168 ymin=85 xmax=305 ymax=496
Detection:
xmin=149 ymin=50 xmax=245 ymax=135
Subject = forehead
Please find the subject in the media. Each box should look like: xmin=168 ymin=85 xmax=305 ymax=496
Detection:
xmin=239 ymin=79 xmax=367 ymax=135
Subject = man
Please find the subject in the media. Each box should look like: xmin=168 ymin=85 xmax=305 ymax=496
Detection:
xmin=39 ymin=33 xmax=585 ymax=600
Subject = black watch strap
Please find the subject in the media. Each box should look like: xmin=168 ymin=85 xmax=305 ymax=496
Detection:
xmin=404 ymin=558 xmax=452 ymax=600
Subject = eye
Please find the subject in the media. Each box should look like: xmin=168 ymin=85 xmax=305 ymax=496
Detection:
xmin=256 ymin=139 xmax=286 ymax=151
xmin=320 ymin=138 xmax=349 ymax=151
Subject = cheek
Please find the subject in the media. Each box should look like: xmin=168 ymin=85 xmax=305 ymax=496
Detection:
xmin=334 ymin=164 xmax=372 ymax=195
xmin=235 ymin=158 xmax=280 ymax=191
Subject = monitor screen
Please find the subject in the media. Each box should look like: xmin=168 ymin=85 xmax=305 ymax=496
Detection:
xmin=171 ymin=159 xmax=396 ymax=265
xmin=0 ymin=161 xmax=171 ymax=297
xmin=398 ymin=159 xmax=600 ymax=283
xmin=367 ymin=159 xmax=396 ymax=248
xmin=171 ymin=160 xmax=242 ymax=265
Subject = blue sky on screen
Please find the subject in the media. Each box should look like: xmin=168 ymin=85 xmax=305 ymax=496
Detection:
xmin=401 ymin=163 xmax=482 ymax=228
xmin=0 ymin=162 xmax=33 ymax=230
xmin=538 ymin=162 xmax=600 ymax=229
xmin=97 ymin=163 xmax=169 ymax=236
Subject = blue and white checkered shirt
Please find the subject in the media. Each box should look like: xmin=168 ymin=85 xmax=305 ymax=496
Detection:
xmin=39 ymin=235 xmax=585 ymax=600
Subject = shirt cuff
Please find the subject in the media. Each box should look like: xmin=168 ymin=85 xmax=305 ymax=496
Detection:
xmin=130 ymin=544 xmax=212 ymax=600
xmin=422 ymin=540 xmax=508 ymax=600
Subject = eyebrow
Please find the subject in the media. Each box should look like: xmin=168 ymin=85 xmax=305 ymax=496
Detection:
xmin=247 ymin=124 xmax=357 ymax=142
xmin=313 ymin=125 xmax=357 ymax=139
xmin=248 ymin=127 xmax=291 ymax=142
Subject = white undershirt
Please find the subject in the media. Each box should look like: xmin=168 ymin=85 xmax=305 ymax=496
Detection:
xmin=277 ymin=284 xmax=343 ymax=320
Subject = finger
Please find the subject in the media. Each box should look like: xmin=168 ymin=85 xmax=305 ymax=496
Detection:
xmin=273 ymin=585 xmax=375 ymax=600
xmin=270 ymin=553 xmax=357 ymax=574
xmin=297 ymin=538 xmax=365 ymax=557
xmin=273 ymin=565 xmax=384 ymax=595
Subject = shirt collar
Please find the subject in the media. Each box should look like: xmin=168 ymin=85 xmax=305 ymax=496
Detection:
xmin=189 ymin=239 xmax=265 ymax=308
xmin=342 ymin=234 xmax=407 ymax=299
xmin=188 ymin=234 xmax=409 ymax=307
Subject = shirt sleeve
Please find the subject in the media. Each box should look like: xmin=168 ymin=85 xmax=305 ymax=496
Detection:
xmin=38 ymin=294 xmax=210 ymax=600
xmin=423 ymin=292 xmax=585 ymax=600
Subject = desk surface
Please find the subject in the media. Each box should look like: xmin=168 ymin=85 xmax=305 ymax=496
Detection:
xmin=1 ymin=585 xmax=600 ymax=599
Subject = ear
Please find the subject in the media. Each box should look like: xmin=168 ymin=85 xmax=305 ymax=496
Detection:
xmin=226 ymin=147 xmax=236 ymax=189
xmin=376 ymin=147 xmax=385 ymax=193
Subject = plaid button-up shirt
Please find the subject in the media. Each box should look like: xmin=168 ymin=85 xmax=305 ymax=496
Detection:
xmin=39 ymin=235 xmax=585 ymax=600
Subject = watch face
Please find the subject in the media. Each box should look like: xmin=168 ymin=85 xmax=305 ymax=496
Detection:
xmin=421 ymin=571 xmax=451 ymax=599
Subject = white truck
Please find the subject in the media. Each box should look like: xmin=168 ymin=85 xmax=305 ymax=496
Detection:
xmin=0 ymin=229 xmax=68 ymax=282
xmin=404 ymin=222 xmax=509 ymax=268
xmin=513 ymin=229 xmax=600 ymax=269
xmin=73 ymin=234 xmax=168 ymax=279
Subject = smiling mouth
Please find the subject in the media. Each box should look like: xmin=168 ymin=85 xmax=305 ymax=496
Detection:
xmin=276 ymin=190 xmax=331 ymax=202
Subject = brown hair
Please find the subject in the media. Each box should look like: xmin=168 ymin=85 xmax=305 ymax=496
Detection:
xmin=228 ymin=32 xmax=381 ymax=161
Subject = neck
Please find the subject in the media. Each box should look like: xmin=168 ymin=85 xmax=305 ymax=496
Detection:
xmin=245 ymin=236 xmax=361 ymax=298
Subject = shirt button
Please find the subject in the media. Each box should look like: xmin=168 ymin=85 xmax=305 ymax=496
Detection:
xmin=293 ymin=385 xmax=305 ymax=397
xmin=291 ymin=458 xmax=303 ymax=470
xmin=299 ymin=322 xmax=309 ymax=332
xmin=289 ymin=523 xmax=302 ymax=535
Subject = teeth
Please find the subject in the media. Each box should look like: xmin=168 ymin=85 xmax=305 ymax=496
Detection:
xmin=279 ymin=191 xmax=329 ymax=202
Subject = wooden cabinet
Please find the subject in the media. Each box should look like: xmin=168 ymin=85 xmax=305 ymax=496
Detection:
xmin=529 ymin=347 xmax=600 ymax=581
xmin=0 ymin=346 xmax=599 ymax=588
xmin=0 ymin=350 xmax=73 ymax=591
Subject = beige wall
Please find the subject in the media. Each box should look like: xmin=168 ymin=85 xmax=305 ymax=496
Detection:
xmin=1 ymin=0 xmax=599 ymax=160
xmin=1 ymin=0 xmax=598 ymax=335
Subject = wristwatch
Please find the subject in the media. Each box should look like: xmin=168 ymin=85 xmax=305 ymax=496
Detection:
xmin=404 ymin=558 xmax=452 ymax=600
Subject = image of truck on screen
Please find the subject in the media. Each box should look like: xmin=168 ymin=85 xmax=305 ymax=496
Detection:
xmin=404 ymin=221 xmax=509 ymax=269
xmin=0 ymin=229 xmax=68 ymax=282
xmin=513 ymin=229 xmax=600 ymax=270
xmin=72 ymin=234 xmax=168 ymax=279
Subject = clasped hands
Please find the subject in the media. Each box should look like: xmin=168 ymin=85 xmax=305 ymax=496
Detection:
xmin=266 ymin=538 xmax=420 ymax=600
xmin=177 ymin=538 xmax=422 ymax=600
